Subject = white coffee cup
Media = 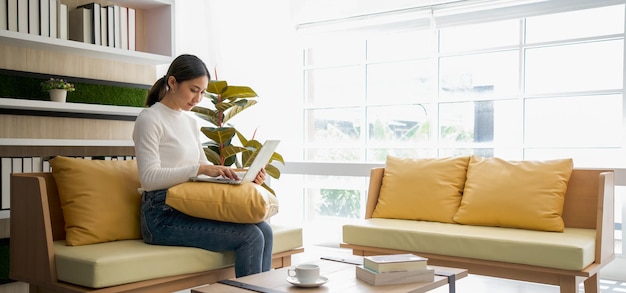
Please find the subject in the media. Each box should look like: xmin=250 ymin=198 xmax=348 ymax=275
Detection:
xmin=287 ymin=263 xmax=320 ymax=284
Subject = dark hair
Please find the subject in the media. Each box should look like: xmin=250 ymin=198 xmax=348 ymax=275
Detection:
xmin=145 ymin=54 xmax=210 ymax=106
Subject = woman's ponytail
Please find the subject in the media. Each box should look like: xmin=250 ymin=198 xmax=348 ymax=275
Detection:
xmin=145 ymin=76 xmax=167 ymax=107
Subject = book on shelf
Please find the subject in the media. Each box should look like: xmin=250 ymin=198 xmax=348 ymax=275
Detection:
xmin=106 ymin=4 xmax=120 ymax=48
xmin=22 ymin=157 xmax=32 ymax=173
xmin=0 ymin=0 xmax=7 ymax=30
xmin=356 ymin=265 xmax=435 ymax=286
xmin=100 ymin=6 xmax=107 ymax=46
xmin=363 ymin=254 xmax=428 ymax=273
xmin=68 ymin=6 xmax=92 ymax=43
xmin=32 ymin=157 xmax=42 ymax=172
xmin=119 ymin=5 xmax=128 ymax=49
xmin=1 ymin=158 xmax=11 ymax=210
xmin=49 ymin=0 xmax=57 ymax=38
xmin=8 ymin=0 xmax=18 ymax=32
xmin=17 ymin=0 xmax=27 ymax=33
xmin=57 ymin=2 xmax=68 ymax=40
xmin=39 ymin=0 xmax=49 ymax=36
xmin=77 ymin=2 xmax=100 ymax=45
xmin=105 ymin=5 xmax=114 ymax=47
xmin=127 ymin=7 xmax=135 ymax=50
xmin=42 ymin=159 xmax=51 ymax=172
xmin=11 ymin=157 xmax=22 ymax=174
xmin=28 ymin=0 xmax=39 ymax=35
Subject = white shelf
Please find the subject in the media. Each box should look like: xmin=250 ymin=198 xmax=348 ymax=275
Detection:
xmin=0 ymin=0 xmax=175 ymax=65
xmin=0 ymin=138 xmax=133 ymax=147
xmin=0 ymin=30 xmax=170 ymax=65
xmin=0 ymin=210 xmax=9 ymax=220
xmin=0 ymin=97 xmax=143 ymax=118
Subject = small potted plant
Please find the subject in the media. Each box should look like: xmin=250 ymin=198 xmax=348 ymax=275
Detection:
xmin=41 ymin=78 xmax=75 ymax=102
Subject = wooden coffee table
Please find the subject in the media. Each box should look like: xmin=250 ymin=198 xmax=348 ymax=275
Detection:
xmin=192 ymin=258 xmax=467 ymax=293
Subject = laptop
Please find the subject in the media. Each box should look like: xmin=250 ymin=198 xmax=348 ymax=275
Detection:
xmin=190 ymin=140 xmax=280 ymax=185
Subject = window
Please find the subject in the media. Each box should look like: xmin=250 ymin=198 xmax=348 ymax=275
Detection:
xmin=302 ymin=4 xmax=625 ymax=165
xmin=279 ymin=2 xmax=626 ymax=253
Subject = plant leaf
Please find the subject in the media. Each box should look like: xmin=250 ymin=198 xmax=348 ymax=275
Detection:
xmin=236 ymin=130 xmax=249 ymax=146
xmin=265 ymin=164 xmax=281 ymax=179
xmin=221 ymin=145 xmax=248 ymax=161
xmin=203 ymin=148 xmax=221 ymax=165
xmin=191 ymin=106 xmax=219 ymax=126
xmin=260 ymin=183 xmax=276 ymax=195
xmin=206 ymin=80 xmax=229 ymax=95
xmin=223 ymin=100 xmax=257 ymax=124
xmin=200 ymin=127 xmax=236 ymax=144
xmin=220 ymin=85 xmax=258 ymax=100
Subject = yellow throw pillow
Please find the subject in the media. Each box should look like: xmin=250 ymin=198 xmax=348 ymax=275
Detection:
xmin=50 ymin=156 xmax=141 ymax=246
xmin=166 ymin=182 xmax=279 ymax=224
xmin=372 ymin=155 xmax=470 ymax=223
xmin=453 ymin=156 xmax=573 ymax=232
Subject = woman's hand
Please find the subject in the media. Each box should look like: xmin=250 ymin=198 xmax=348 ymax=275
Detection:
xmin=198 ymin=164 xmax=239 ymax=180
xmin=253 ymin=167 xmax=266 ymax=185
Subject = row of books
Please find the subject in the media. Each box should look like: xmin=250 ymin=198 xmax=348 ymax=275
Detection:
xmin=356 ymin=253 xmax=434 ymax=286
xmin=0 ymin=1 xmax=136 ymax=50
xmin=0 ymin=0 xmax=69 ymax=39
xmin=69 ymin=2 xmax=136 ymax=50
xmin=0 ymin=155 xmax=135 ymax=210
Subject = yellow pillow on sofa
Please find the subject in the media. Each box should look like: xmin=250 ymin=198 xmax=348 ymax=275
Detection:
xmin=50 ymin=156 xmax=141 ymax=246
xmin=166 ymin=182 xmax=279 ymax=224
xmin=453 ymin=156 xmax=573 ymax=232
xmin=372 ymin=155 xmax=470 ymax=223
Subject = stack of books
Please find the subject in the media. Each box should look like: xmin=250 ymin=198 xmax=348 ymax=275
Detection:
xmin=356 ymin=253 xmax=434 ymax=286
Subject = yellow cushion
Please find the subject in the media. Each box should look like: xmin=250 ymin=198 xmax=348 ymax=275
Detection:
xmin=453 ymin=156 xmax=573 ymax=232
xmin=166 ymin=182 xmax=279 ymax=224
xmin=50 ymin=156 xmax=141 ymax=246
xmin=372 ymin=156 xmax=470 ymax=223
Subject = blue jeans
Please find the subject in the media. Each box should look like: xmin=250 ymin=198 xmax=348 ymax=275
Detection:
xmin=140 ymin=189 xmax=273 ymax=277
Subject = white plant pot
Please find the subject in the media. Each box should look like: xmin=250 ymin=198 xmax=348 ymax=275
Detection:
xmin=49 ymin=89 xmax=68 ymax=102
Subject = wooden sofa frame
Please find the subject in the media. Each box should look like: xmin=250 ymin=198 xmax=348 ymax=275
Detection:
xmin=9 ymin=173 xmax=304 ymax=293
xmin=341 ymin=168 xmax=615 ymax=293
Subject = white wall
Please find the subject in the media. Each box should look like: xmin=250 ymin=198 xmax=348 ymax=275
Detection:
xmin=174 ymin=0 xmax=304 ymax=161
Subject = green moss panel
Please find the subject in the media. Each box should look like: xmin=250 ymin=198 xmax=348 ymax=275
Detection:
xmin=0 ymin=71 xmax=149 ymax=107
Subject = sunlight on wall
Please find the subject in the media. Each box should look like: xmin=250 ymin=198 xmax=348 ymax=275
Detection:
xmin=174 ymin=0 xmax=304 ymax=161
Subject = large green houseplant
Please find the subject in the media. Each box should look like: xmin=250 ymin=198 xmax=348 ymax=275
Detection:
xmin=191 ymin=80 xmax=284 ymax=194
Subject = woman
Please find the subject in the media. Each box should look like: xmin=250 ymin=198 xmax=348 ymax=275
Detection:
xmin=132 ymin=54 xmax=273 ymax=277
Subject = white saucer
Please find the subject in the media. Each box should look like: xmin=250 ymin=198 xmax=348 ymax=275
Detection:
xmin=286 ymin=276 xmax=328 ymax=288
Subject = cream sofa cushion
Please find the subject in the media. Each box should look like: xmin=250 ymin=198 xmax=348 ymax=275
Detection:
xmin=54 ymin=224 xmax=303 ymax=288
xmin=372 ymin=156 xmax=469 ymax=223
xmin=343 ymin=218 xmax=595 ymax=271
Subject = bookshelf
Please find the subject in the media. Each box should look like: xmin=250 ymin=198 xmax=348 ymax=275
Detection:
xmin=0 ymin=0 xmax=169 ymax=245
xmin=0 ymin=0 xmax=174 ymax=65
xmin=0 ymin=101 xmax=138 ymax=221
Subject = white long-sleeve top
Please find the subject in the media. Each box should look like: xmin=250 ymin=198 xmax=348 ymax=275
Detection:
xmin=132 ymin=102 xmax=210 ymax=192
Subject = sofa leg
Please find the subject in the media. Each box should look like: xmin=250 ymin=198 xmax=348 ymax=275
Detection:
xmin=583 ymin=274 xmax=599 ymax=293
xmin=559 ymin=275 xmax=579 ymax=293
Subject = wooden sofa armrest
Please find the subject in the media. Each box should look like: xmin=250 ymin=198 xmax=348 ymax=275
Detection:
xmin=596 ymin=171 xmax=615 ymax=266
xmin=10 ymin=173 xmax=58 ymax=284
xmin=365 ymin=167 xmax=384 ymax=219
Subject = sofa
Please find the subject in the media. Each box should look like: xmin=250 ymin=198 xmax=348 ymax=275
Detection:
xmin=341 ymin=156 xmax=615 ymax=293
xmin=9 ymin=158 xmax=303 ymax=293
